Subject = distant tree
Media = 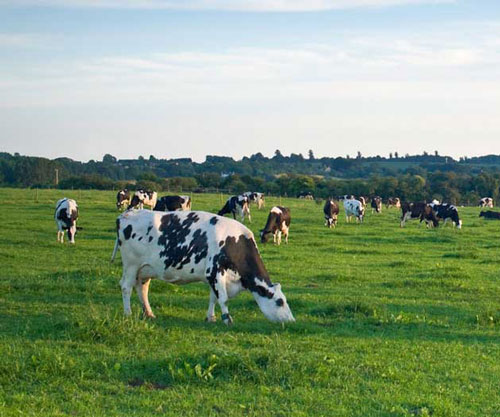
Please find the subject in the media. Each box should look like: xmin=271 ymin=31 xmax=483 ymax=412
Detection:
xmin=389 ymin=153 xmax=393 ymax=159
xmin=102 ymin=154 xmax=117 ymax=164
xmin=308 ymin=149 xmax=315 ymax=160
xmin=435 ymin=150 xmax=439 ymax=157
xmin=149 ymin=155 xmax=157 ymax=161
xmin=394 ymin=152 xmax=399 ymax=158
xmin=357 ymin=151 xmax=362 ymax=159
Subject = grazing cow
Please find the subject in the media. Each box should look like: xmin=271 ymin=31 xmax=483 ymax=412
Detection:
xmin=243 ymin=192 xmax=265 ymax=209
xmin=218 ymin=195 xmax=251 ymax=222
xmin=297 ymin=191 xmax=314 ymax=200
xmin=342 ymin=198 xmax=365 ymax=223
xmin=479 ymin=197 xmax=494 ymax=208
xmin=479 ymin=210 xmax=500 ymax=219
xmin=154 ymin=195 xmax=192 ymax=212
xmin=427 ymin=203 xmax=462 ymax=229
xmin=129 ymin=189 xmax=158 ymax=210
xmin=323 ymin=199 xmax=339 ymax=228
xmin=116 ymin=189 xmax=130 ymax=210
xmin=371 ymin=196 xmax=382 ymax=213
xmin=111 ymin=210 xmax=295 ymax=325
xmin=386 ymin=197 xmax=401 ymax=209
xmin=400 ymin=202 xmax=438 ymax=228
xmin=260 ymin=206 xmax=291 ymax=245
xmin=55 ymin=198 xmax=79 ymax=244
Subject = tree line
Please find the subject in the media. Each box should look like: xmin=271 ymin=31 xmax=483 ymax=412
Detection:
xmin=1 ymin=151 xmax=500 ymax=205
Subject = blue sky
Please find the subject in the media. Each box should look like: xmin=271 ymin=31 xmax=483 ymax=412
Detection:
xmin=1 ymin=0 xmax=500 ymax=162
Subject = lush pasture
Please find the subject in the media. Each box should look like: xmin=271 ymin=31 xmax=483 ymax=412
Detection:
xmin=0 ymin=188 xmax=499 ymax=416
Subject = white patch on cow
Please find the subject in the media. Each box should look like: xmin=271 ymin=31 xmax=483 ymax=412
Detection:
xmin=271 ymin=206 xmax=282 ymax=215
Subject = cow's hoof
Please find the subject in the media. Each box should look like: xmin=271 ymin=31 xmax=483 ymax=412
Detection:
xmin=221 ymin=313 xmax=233 ymax=326
xmin=205 ymin=315 xmax=217 ymax=323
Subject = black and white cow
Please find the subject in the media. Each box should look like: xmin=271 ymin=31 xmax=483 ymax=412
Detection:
xmin=427 ymin=203 xmax=462 ymax=229
xmin=371 ymin=196 xmax=382 ymax=213
xmin=400 ymin=202 xmax=438 ymax=227
xmin=218 ymin=195 xmax=251 ymax=222
xmin=386 ymin=197 xmax=401 ymax=209
xmin=479 ymin=210 xmax=500 ymax=219
xmin=243 ymin=192 xmax=265 ymax=209
xmin=154 ymin=195 xmax=192 ymax=212
xmin=297 ymin=191 xmax=314 ymax=200
xmin=479 ymin=197 xmax=494 ymax=208
xmin=323 ymin=199 xmax=339 ymax=228
xmin=111 ymin=210 xmax=295 ymax=325
xmin=55 ymin=198 xmax=79 ymax=244
xmin=116 ymin=189 xmax=130 ymax=210
xmin=342 ymin=198 xmax=365 ymax=223
xmin=129 ymin=189 xmax=158 ymax=210
xmin=260 ymin=206 xmax=291 ymax=245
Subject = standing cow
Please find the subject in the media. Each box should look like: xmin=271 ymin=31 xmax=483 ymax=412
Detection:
xmin=243 ymin=192 xmax=265 ymax=209
xmin=260 ymin=206 xmax=291 ymax=245
xmin=55 ymin=198 xmax=79 ymax=244
xmin=154 ymin=195 xmax=191 ymax=212
xmin=427 ymin=203 xmax=462 ymax=229
xmin=400 ymin=202 xmax=438 ymax=228
xmin=479 ymin=197 xmax=494 ymax=208
xmin=386 ymin=197 xmax=401 ymax=209
xmin=116 ymin=189 xmax=130 ymax=210
xmin=111 ymin=210 xmax=295 ymax=325
xmin=129 ymin=190 xmax=158 ymax=210
xmin=218 ymin=195 xmax=251 ymax=223
xmin=342 ymin=198 xmax=365 ymax=223
xmin=323 ymin=199 xmax=339 ymax=228
xmin=371 ymin=197 xmax=382 ymax=213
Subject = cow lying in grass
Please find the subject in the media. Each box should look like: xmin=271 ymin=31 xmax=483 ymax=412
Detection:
xmin=111 ymin=210 xmax=294 ymax=325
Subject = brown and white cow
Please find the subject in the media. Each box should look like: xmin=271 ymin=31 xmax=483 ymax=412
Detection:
xmin=55 ymin=198 xmax=79 ymax=244
xmin=371 ymin=196 xmax=382 ymax=213
xmin=400 ymin=202 xmax=438 ymax=228
xmin=386 ymin=197 xmax=401 ymax=209
xmin=129 ymin=189 xmax=158 ymax=210
xmin=323 ymin=199 xmax=339 ymax=228
xmin=111 ymin=210 xmax=295 ymax=325
xmin=260 ymin=206 xmax=291 ymax=245
xmin=116 ymin=189 xmax=130 ymax=210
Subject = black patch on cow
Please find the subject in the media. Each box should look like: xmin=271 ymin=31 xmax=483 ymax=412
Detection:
xmin=219 ymin=240 xmax=224 ymax=247
xmin=276 ymin=298 xmax=284 ymax=307
xmin=148 ymin=236 xmax=153 ymax=242
xmin=157 ymin=212 xmax=208 ymax=271
xmin=132 ymin=233 xmax=136 ymax=239
xmin=146 ymin=225 xmax=153 ymax=235
xmin=138 ymin=236 xmax=143 ymax=241
xmin=210 ymin=216 xmax=218 ymax=225
xmin=116 ymin=218 xmax=121 ymax=235
xmin=208 ymin=234 xmax=274 ymax=299
xmin=118 ymin=239 xmax=122 ymax=246
xmin=123 ymin=224 xmax=133 ymax=240
xmin=190 ymin=268 xmax=194 ymax=273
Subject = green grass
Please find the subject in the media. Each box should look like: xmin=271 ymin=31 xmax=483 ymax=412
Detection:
xmin=0 ymin=188 xmax=499 ymax=416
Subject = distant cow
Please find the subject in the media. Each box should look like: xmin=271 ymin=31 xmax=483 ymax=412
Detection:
xmin=260 ymin=206 xmax=291 ymax=245
xmin=129 ymin=189 xmax=158 ymax=210
xmin=343 ymin=198 xmax=365 ymax=223
xmin=371 ymin=197 xmax=382 ymax=213
xmin=427 ymin=203 xmax=462 ymax=229
xmin=400 ymin=202 xmax=438 ymax=228
xmin=297 ymin=191 xmax=314 ymax=200
xmin=479 ymin=210 xmax=500 ymax=219
xmin=154 ymin=195 xmax=191 ymax=212
xmin=111 ymin=210 xmax=295 ymax=325
xmin=243 ymin=192 xmax=265 ymax=209
xmin=386 ymin=197 xmax=401 ymax=209
xmin=55 ymin=198 xmax=79 ymax=244
xmin=323 ymin=199 xmax=339 ymax=228
xmin=218 ymin=195 xmax=251 ymax=222
xmin=116 ymin=189 xmax=130 ymax=210
xmin=479 ymin=197 xmax=494 ymax=208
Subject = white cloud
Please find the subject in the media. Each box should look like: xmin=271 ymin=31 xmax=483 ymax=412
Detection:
xmin=0 ymin=0 xmax=454 ymax=11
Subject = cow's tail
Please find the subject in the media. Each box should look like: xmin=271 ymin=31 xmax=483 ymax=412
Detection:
xmin=110 ymin=238 xmax=119 ymax=263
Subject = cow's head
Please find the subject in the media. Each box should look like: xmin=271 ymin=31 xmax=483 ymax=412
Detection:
xmin=423 ymin=205 xmax=439 ymax=227
xmin=254 ymin=282 xmax=295 ymax=323
xmin=260 ymin=229 xmax=272 ymax=243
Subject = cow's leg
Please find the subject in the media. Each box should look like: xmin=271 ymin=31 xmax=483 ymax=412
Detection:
xmin=120 ymin=267 xmax=138 ymax=316
xmin=135 ymin=278 xmax=155 ymax=318
xmin=210 ymin=272 xmax=232 ymax=325
xmin=205 ymin=289 xmax=217 ymax=322
xmin=276 ymin=230 xmax=282 ymax=245
xmin=284 ymin=226 xmax=289 ymax=244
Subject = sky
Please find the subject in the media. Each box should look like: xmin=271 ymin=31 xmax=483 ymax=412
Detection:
xmin=1 ymin=0 xmax=500 ymax=162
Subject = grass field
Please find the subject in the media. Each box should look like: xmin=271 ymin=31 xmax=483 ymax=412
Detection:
xmin=1 ymin=188 xmax=499 ymax=417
